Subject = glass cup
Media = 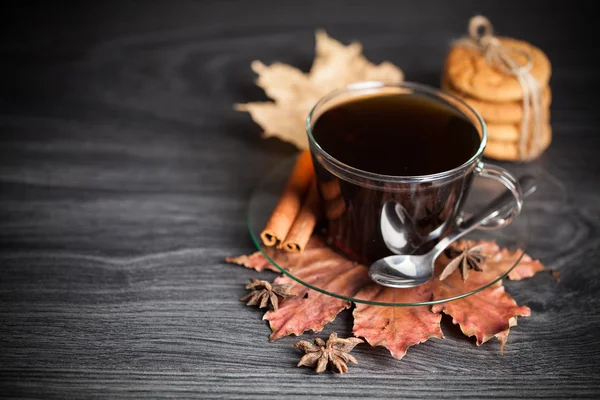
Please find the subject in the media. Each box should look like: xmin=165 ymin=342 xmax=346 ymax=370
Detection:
xmin=306 ymin=81 xmax=523 ymax=264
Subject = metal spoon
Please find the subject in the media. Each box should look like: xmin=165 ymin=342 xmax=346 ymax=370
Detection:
xmin=369 ymin=175 xmax=537 ymax=288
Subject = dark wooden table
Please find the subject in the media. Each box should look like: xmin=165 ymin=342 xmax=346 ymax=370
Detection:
xmin=2 ymin=1 xmax=599 ymax=398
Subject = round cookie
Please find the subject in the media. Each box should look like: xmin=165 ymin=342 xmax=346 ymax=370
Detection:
xmin=486 ymin=108 xmax=551 ymax=142
xmin=441 ymin=77 xmax=552 ymax=123
xmin=484 ymin=124 xmax=552 ymax=161
xmin=445 ymin=37 xmax=552 ymax=102
xmin=486 ymin=123 xmax=520 ymax=142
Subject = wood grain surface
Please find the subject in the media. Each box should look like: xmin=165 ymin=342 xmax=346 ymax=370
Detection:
xmin=1 ymin=1 xmax=599 ymax=398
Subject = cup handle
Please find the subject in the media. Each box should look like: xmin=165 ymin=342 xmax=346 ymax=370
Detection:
xmin=469 ymin=161 xmax=524 ymax=229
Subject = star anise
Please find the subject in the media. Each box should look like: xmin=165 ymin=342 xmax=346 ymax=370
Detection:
xmin=422 ymin=203 xmax=445 ymax=230
xmin=294 ymin=333 xmax=364 ymax=374
xmin=440 ymin=242 xmax=489 ymax=281
xmin=239 ymin=278 xmax=295 ymax=311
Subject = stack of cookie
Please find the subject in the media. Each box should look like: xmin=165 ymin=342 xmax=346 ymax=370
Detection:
xmin=442 ymin=37 xmax=552 ymax=162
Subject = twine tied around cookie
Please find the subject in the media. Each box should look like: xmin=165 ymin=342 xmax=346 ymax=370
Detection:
xmin=453 ymin=16 xmax=544 ymax=159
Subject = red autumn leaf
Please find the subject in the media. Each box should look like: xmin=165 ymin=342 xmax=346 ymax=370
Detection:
xmin=264 ymin=278 xmax=350 ymax=341
xmin=226 ymin=251 xmax=279 ymax=272
xmin=485 ymin=250 xmax=546 ymax=281
xmin=431 ymin=277 xmax=529 ymax=351
xmin=447 ymin=240 xmax=546 ymax=281
xmin=227 ymin=237 xmax=547 ymax=355
xmin=429 ymin=241 xmax=546 ymax=351
xmin=228 ymin=238 xmax=444 ymax=353
xmin=228 ymin=237 xmax=370 ymax=341
xmin=352 ymin=283 xmax=443 ymax=360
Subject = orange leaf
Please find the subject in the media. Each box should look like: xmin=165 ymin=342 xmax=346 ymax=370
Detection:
xmin=485 ymin=249 xmax=546 ymax=281
xmin=430 ymin=241 xmax=546 ymax=351
xmin=225 ymin=251 xmax=279 ymax=272
xmin=447 ymin=240 xmax=546 ymax=281
xmin=352 ymin=284 xmax=443 ymax=360
xmin=264 ymin=279 xmax=350 ymax=341
xmin=265 ymin=238 xmax=369 ymax=340
xmin=228 ymin=237 xmax=370 ymax=341
xmin=227 ymin=237 xmax=546 ymax=355
xmin=431 ymin=277 xmax=530 ymax=351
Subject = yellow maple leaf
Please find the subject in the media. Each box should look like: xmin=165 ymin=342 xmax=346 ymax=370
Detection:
xmin=236 ymin=30 xmax=405 ymax=150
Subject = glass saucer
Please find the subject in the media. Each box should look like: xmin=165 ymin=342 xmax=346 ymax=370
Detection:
xmin=247 ymin=155 xmax=529 ymax=306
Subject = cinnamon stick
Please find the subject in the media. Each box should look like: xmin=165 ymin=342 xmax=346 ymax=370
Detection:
xmin=324 ymin=194 xmax=346 ymax=220
xmin=282 ymin=178 xmax=321 ymax=252
xmin=260 ymin=150 xmax=314 ymax=247
xmin=318 ymin=179 xmax=342 ymax=201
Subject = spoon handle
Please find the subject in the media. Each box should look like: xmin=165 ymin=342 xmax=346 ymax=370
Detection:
xmin=435 ymin=175 xmax=537 ymax=252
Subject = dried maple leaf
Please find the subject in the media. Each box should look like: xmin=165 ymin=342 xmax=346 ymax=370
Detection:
xmin=352 ymin=283 xmax=443 ymax=360
xmin=484 ymin=249 xmax=546 ymax=281
xmin=446 ymin=241 xmax=547 ymax=281
xmin=263 ymin=281 xmax=350 ymax=341
xmin=227 ymin=236 xmax=369 ymax=341
xmin=226 ymin=237 xmax=547 ymax=355
xmin=263 ymin=237 xmax=370 ymax=341
xmin=236 ymin=30 xmax=405 ymax=150
xmin=294 ymin=332 xmax=363 ymax=374
xmin=430 ymin=241 xmax=541 ymax=351
xmin=431 ymin=276 xmax=530 ymax=352
xmin=226 ymin=251 xmax=279 ymax=272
